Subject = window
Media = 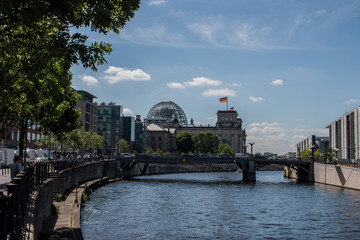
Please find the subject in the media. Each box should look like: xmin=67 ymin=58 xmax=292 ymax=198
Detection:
xmin=223 ymin=135 xmax=229 ymax=143
xmin=159 ymin=136 xmax=162 ymax=141
xmin=153 ymin=136 xmax=156 ymax=141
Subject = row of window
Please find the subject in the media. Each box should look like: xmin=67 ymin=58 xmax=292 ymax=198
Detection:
xmin=1 ymin=129 xmax=41 ymax=143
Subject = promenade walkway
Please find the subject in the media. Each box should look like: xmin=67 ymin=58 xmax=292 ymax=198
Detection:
xmin=0 ymin=172 xmax=10 ymax=194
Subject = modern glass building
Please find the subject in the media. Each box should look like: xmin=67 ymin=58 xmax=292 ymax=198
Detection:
xmin=97 ymin=102 xmax=122 ymax=155
xmin=327 ymin=105 xmax=360 ymax=160
xmin=122 ymin=116 xmax=135 ymax=142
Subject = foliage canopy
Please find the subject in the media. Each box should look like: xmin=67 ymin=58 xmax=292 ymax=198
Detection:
xmin=0 ymin=0 xmax=140 ymax=156
xmin=176 ymin=131 xmax=194 ymax=153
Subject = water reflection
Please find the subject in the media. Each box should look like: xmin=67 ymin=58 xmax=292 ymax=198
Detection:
xmin=81 ymin=172 xmax=360 ymax=240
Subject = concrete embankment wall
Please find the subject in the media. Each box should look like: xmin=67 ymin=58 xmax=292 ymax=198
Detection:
xmin=125 ymin=162 xmax=238 ymax=177
xmin=27 ymin=159 xmax=120 ymax=240
xmin=56 ymin=161 xmax=104 ymax=196
xmin=314 ymin=163 xmax=360 ymax=190
xmin=26 ymin=179 xmax=54 ymax=240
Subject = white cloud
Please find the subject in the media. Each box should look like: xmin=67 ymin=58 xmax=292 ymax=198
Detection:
xmin=248 ymin=122 xmax=280 ymax=128
xmin=184 ymin=77 xmax=222 ymax=87
xmin=123 ymin=108 xmax=133 ymax=115
xmin=245 ymin=132 xmax=291 ymax=155
xmin=202 ymin=88 xmax=236 ymax=97
xmin=232 ymin=83 xmax=242 ymax=87
xmin=344 ymin=98 xmax=358 ymax=105
xmin=292 ymin=135 xmax=307 ymax=141
xmin=81 ymin=75 xmax=98 ymax=86
xmin=270 ymin=79 xmax=283 ymax=86
xmin=289 ymin=14 xmax=312 ymax=37
xmin=291 ymin=128 xmax=328 ymax=135
xmin=249 ymin=96 xmax=264 ymax=103
xmin=315 ymin=10 xmax=327 ymax=15
xmin=120 ymin=25 xmax=185 ymax=47
xmin=148 ymin=0 xmax=167 ymax=6
xmin=104 ymin=66 xmax=151 ymax=84
xmin=167 ymin=82 xmax=185 ymax=89
xmin=186 ymin=19 xmax=225 ymax=47
xmin=247 ymin=126 xmax=285 ymax=134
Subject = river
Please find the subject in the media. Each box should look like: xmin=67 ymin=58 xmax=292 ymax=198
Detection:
xmin=81 ymin=171 xmax=360 ymax=239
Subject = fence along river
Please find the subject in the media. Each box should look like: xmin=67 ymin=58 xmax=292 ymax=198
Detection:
xmin=81 ymin=171 xmax=360 ymax=240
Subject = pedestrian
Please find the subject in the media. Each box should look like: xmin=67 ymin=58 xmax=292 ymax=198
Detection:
xmin=10 ymin=155 xmax=23 ymax=180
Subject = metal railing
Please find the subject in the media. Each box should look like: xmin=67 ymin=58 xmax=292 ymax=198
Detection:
xmin=0 ymin=157 xmax=101 ymax=240
xmin=339 ymin=159 xmax=360 ymax=169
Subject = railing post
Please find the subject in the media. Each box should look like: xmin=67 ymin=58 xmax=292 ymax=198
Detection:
xmin=0 ymin=192 xmax=10 ymax=240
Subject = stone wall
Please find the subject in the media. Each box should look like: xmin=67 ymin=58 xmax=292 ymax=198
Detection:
xmin=314 ymin=163 xmax=360 ymax=190
xmin=123 ymin=162 xmax=238 ymax=178
xmin=25 ymin=179 xmax=53 ymax=240
xmin=56 ymin=161 xmax=104 ymax=196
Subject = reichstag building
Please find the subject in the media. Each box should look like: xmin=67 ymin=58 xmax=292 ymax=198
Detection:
xmin=141 ymin=101 xmax=247 ymax=153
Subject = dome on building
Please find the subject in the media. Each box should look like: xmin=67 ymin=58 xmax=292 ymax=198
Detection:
xmin=147 ymin=101 xmax=188 ymax=125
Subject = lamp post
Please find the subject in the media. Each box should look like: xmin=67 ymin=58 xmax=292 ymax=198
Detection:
xmin=249 ymin=142 xmax=255 ymax=156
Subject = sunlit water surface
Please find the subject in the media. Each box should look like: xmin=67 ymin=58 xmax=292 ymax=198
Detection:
xmin=81 ymin=171 xmax=360 ymax=239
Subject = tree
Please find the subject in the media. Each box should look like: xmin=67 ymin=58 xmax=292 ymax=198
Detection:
xmin=176 ymin=131 xmax=194 ymax=153
xmin=146 ymin=147 xmax=154 ymax=154
xmin=218 ymin=144 xmax=235 ymax=156
xmin=155 ymin=148 xmax=163 ymax=156
xmin=192 ymin=132 xmax=219 ymax=154
xmin=323 ymin=148 xmax=335 ymax=163
xmin=300 ymin=149 xmax=312 ymax=162
xmin=82 ymin=130 xmax=104 ymax=153
xmin=314 ymin=149 xmax=323 ymax=162
xmin=0 ymin=0 xmax=140 ymax=158
xmin=118 ymin=139 xmax=128 ymax=153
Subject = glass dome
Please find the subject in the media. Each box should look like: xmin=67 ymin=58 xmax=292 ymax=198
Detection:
xmin=147 ymin=101 xmax=188 ymax=125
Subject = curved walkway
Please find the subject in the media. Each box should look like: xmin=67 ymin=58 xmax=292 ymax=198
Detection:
xmin=51 ymin=178 xmax=119 ymax=239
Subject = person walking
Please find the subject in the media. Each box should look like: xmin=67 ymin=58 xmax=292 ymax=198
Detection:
xmin=10 ymin=156 xmax=23 ymax=180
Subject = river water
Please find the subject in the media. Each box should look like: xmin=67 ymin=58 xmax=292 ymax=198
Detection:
xmin=81 ymin=171 xmax=360 ymax=239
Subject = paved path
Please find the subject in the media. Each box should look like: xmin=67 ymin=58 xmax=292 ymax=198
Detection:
xmin=0 ymin=172 xmax=10 ymax=194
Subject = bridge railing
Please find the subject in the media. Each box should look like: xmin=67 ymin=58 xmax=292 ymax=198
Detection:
xmin=338 ymin=159 xmax=360 ymax=169
xmin=0 ymin=157 xmax=101 ymax=240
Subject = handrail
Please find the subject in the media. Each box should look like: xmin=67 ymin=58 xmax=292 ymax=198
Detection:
xmin=0 ymin=157 xmax=101 ymax=240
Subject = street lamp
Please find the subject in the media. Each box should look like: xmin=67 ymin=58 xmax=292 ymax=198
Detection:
xmin=249 ymin=142 xmax=255 ymax=155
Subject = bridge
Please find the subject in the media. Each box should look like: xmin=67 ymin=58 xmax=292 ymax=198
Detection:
xmin=119 ymin=156 xmax=313 ymax=182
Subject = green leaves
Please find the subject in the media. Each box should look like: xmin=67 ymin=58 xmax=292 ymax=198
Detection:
xmin=218 ymin=144 xmax=235 ymax=156
xmin=0 ymin=0 xmax=140 ymax=146
xmin=176 ymin=131 xmax=194 ymax=153
xmin=192 ymin=132 xmax=220 ymax=154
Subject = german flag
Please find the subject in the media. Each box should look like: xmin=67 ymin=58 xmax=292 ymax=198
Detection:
xmin=219 ymin=97 xmax=228 ymax=103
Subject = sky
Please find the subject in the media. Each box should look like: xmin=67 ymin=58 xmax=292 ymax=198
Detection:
xmin=71 ymin=0 xmax=360 ymax=155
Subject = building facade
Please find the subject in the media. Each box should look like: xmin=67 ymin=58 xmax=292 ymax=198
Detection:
xmin=75 ymin=90 xmax=98 ymax=132
xmin=97 ymin=102 xmax=122 ymax=155
xmin=296 ymin=135 xmax=329 ymax=157
xmin=327 ymin=105 xmax=360 ymax=160
xmin=146 ymin=123 xmax=177 ymax=152
xmin=0 ymin=123 xmax=42 ymax=149
xmin=134 ymin=115 xmax=144 ymax=153
xmin=142 ymin=101 xmax=247 ymax=153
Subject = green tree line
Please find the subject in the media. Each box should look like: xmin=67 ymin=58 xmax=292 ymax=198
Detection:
xmin=176 ymin=131 xmax=235 ymax=156
xmin=0 ymin=1 xmax=140 ymax=160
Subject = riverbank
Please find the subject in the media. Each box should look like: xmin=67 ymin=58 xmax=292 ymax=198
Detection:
xmin=48 ymin=177 xmax=121 ymax=239
xmin=314 ymin=163 xmax=360 ymax=191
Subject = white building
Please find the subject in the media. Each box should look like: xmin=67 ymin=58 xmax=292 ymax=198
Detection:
xmin=296 ymin=135 xmax=329 ymax=157
xmin=327 ymin=106 xmax=360 ymax=160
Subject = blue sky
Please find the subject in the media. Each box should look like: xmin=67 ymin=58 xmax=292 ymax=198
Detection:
xmin=71 ymin=0 xmax=360 ymax=155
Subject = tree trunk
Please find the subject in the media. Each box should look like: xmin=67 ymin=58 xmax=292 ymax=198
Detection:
xmin=19 ymin=119 xmax=28 ymax=165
